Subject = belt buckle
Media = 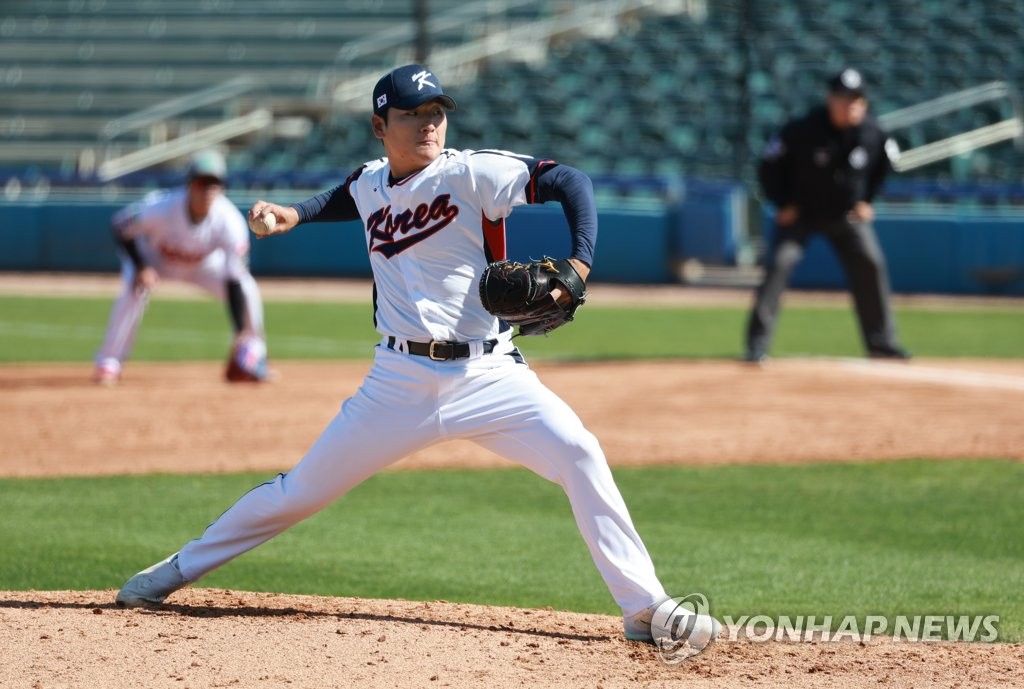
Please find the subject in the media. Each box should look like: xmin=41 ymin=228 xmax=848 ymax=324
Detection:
xmin=427 ymin=340 xmax=448 ymax=361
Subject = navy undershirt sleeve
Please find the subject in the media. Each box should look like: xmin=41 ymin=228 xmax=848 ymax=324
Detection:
xmin=531 ymin=163 xmax=597 ymax=267
xmin=225 ymin=278 xmax=245 ymax=333
xmin=116 ymin=234 xmax=146 ymax=270
xmin=290 ymin=184 xmax=360 ymax=224
xmin=112 ymin=214 xmax=147 ymax=270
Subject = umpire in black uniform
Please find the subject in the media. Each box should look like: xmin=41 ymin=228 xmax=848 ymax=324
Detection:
xmin=744 ymin=68 xmax=910 ymax=362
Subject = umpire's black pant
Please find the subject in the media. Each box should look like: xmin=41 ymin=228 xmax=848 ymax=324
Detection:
xmin=745 ymin=218 xmax=901 ymax=356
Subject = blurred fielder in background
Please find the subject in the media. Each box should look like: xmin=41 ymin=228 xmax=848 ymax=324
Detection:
xmin=93 ymin=149 xmax=268 ymax=385
xmin=745 ymin=67 xmax=911 ymax=363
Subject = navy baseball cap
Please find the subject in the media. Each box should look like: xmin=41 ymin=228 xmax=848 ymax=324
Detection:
xmin=828 ymin=68 xmax=867 ymax=97
xmin=372 ymin=64 xmax=457 ymax=117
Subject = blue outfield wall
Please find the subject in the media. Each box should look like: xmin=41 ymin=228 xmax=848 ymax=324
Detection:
xmin=762 ymin=210 xmax=1024 ymax=296
xmin=1 ymin=194 xmax=1022 ymax=295
xmin=503 ymin=205 xmax=674 ymax=283
xmin=0 ymin=203 xmax=125 ymax=272
xmin=250 ymin=220 xmax=367 ymax=277
xmin=672 ymin=181 xmax=748 ymax=266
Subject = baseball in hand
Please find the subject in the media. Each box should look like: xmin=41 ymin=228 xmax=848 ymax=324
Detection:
xmin=250 ymin=212 xmax=277 ymax=237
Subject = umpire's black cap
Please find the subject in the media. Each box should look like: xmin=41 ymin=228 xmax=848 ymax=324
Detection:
xmin=828 ymin=68 xmax=867 ymax=97
xmin=372 ymin=64 xmax=457 ymax=117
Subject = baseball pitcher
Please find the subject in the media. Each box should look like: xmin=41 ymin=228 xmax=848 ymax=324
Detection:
xmin=115 ymin=66 xmax=719 ymax=649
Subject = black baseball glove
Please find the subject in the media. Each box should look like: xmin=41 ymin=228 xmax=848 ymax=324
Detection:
xmin=478 ymin=257 xmax=587 ymax=336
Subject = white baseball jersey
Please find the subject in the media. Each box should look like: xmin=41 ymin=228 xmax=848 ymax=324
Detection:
xmin=348 ymin=149 xmax=535 ymax=342
xmin=113 ymin=188 xmax=250 ymax=278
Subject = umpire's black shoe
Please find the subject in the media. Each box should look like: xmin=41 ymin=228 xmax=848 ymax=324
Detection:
xmin=868 ymin=346 xmax=912 ymax=360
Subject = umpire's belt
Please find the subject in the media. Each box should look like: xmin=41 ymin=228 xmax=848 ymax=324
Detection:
xmin=386 ymin=336 xmax=498 ymax=361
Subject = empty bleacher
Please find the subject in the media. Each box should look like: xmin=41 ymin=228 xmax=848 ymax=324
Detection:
xmin=2 ymin=0 xmax=1024 ymax=197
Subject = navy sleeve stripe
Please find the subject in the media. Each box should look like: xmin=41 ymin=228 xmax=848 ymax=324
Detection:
xmin=291 ymin=166 xmax=364 ymax=224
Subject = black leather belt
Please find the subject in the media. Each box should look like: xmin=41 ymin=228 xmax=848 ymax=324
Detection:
xmin=387 ymin=336 xmax=497 ymax=361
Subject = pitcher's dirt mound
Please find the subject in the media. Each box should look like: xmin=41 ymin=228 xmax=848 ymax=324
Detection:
xmin=1 ymin=589 xmax=1019 ymax=689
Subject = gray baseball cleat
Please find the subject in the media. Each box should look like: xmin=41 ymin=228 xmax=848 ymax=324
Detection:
xmin=623 ymin=599 xmax=722 ymax=647
xmin=115 ymin=552 xmax=188 ymax=608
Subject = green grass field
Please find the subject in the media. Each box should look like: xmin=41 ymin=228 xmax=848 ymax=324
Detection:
xmin=1 ymin=294 xmax=1022 ymax=361
xmin=1 ymin=293 xmax=1021 ymax=641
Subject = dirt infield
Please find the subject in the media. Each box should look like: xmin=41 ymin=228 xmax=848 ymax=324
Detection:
xmin=2 ymin=358 xmax=1023 ymax=477
xmin=2 ymin=356 xmax=1023 ymax=687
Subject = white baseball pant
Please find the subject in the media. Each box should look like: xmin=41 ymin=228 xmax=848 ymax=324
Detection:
xmin=96 ymin=249 xmax=264 ymax=369
xmin=176 ymin=340 xmax=667 ymax=617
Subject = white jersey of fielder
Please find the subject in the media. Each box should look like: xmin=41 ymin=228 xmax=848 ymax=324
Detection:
xmin=113 ymin=187 xmax=250 ymax=279
xmin=348 ymin=148 xmax=535 ymax=342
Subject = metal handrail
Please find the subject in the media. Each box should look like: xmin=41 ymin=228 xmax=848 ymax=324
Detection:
xmin=877 ymin=82 xmax=1018 ymax=131
xmin=878 ymin=81 xmax=1024 ymax=173
xmin=97 ymin=109 xmax=272 ymax=182
xmin=100 ymin=75 xmax=257 ymax=141
xmin=891 ymin=118 xmax=1024 ymax=172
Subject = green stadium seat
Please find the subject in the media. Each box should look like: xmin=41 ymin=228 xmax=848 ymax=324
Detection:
xmin=5 ymin=0 xmax=1024 ymax=189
